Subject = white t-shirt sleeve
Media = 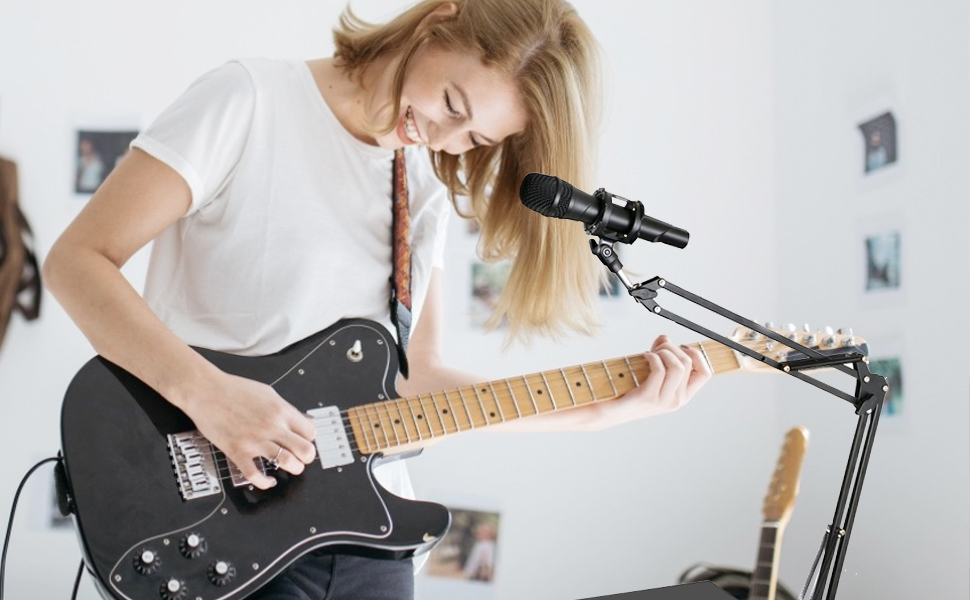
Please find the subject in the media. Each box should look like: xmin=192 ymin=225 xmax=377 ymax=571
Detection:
xmin=131 ymin=61 xmax=256 ymax=215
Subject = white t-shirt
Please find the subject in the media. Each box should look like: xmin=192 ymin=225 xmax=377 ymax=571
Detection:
xmin=132 ymin=58 xmax=450 ymax=502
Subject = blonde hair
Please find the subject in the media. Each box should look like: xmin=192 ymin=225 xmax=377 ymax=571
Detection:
xmin=334 ymin=0 xmax=604 ymax=340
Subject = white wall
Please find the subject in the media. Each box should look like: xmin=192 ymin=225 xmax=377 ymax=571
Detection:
xmin=9 ymin=1 xmax=961 ymax=599
xmin=771 ymin=1 xmax=970 ymax=598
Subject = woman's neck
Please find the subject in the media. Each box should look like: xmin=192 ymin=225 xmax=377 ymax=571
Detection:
xmin=307 ymin=56 xmax=397 ymax=147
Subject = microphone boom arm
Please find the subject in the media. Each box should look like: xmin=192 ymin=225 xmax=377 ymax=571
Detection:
xmin=589 ymin=237 xmax=888 ymax=600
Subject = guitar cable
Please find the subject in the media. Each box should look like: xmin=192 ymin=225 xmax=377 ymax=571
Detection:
xmin=0 ymin=456 xmax=62 ymax=600
xmin=71 ymin=560 xmax=84 ymax=600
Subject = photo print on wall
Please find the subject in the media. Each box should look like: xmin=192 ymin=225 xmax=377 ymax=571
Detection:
xmin=864 ymin=230 xmax=901 ymax=292
xmin=857 ymin=112 xmax=897 ymax=174
xmin=75 ymin=129 xmax=139 ymax=195
xmin=470 ymin=260 xmax=511 ymax=328
xmin=422 ymin=506 xmax=501 ymax=600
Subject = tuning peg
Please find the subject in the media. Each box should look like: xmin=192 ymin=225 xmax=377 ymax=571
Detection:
xmin=746 ymin=329 xmax=760 ymax=341
xmin=823 ymin=326 xmax=834 ymax=335
xmin=837 ymin=327 xmax=856 ymax=345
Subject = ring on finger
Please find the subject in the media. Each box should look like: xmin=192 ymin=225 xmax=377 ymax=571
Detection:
xmin=269 ymin=445 xmax=284 ymax=469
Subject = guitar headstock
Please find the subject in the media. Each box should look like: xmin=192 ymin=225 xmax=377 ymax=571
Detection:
xmin=763 ymin=426 xmax=809 ymax=524
xmin=731 ymin=325 xmax=869 ymax=374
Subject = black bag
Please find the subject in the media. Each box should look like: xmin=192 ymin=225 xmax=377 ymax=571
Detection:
xmin=0 ymin=157 xmax=41 ymax=351
xmin=678 ymin=563 xmax=798 ymax=600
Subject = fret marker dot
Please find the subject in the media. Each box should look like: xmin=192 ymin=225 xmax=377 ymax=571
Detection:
xmin=417 ymin=415 xmax=424 ymax=420
xmin=575 ymin=382 xmax=582 ymax=387
xmin=618 ymin=373 xmax=625 ymax=378
xmin=489 ymin=412 xmax=496 ymax=418
xmin=442 ymin=409 xmax=449 ymax=414
xmin=394 ymin=419 xmax=401 ymax=424
xmin=537 ymin=390 xmax=543 ymax=395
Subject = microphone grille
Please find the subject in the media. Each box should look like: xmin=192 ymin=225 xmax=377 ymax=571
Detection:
xmin=519 ymin=173 xmax=571 ymax=218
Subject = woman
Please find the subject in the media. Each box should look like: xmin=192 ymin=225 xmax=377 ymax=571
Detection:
xmin=44 ymin=0 xmax=710 ymax=597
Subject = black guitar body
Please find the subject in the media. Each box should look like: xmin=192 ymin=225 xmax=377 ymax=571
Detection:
xmin=59 ymin=319 xmax=451 ymax=600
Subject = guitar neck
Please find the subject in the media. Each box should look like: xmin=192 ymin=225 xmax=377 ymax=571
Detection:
xmin=749 ymin=522 xmax=783 ymax=600
xmin=347 ymin=339 xmax=741 ymax=455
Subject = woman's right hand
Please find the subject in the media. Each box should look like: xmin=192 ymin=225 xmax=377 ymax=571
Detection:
xmin=181 ymin=371 xmax=319 ymax=490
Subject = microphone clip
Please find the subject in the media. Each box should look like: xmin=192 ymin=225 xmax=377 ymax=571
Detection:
xmin=584 ymin=189 xmax=644 ymax=245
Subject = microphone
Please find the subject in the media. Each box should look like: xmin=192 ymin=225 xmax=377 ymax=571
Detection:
xmin=519 ymin=173 xmax=689 ymax=248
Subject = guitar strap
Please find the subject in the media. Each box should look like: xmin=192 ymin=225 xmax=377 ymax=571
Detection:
xmin=389 ymin=148 xmax=412 ymax=379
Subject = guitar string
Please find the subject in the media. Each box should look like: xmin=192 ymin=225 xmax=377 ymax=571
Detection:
xmin=175 ymin=341 xmax=763 ymax=476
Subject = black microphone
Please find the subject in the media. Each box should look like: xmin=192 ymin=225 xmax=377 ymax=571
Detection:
xmin=519 ymin=173 xmax=689 ymax=248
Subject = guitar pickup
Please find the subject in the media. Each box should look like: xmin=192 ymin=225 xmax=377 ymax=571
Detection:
xmin=308 ymin=406 xmax=354 ymax=470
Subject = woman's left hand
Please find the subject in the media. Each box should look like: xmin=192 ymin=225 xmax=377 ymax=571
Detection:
xmin=595 ymin=335 xmax=712 ymax=427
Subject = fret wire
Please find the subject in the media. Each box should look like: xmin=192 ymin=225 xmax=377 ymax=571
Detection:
xmin=375 ymin=402 xmax=401 ymax=448
xmin=392 ymin=398 xmax=414 ymax=444
xmin=600 ymin=360 xmax=619 ymax=396
xmin=697 ymin=341 xmax=716 ymax=373
xmin=427 ymin=392 xmax=449 ymax=435
xmin=381 ymin=400 xmax=402 ymax=448
xmin=622 ymin=356 xmax=641 ymax=386
xmin=348 ymin=408 xmax=362 ymax=453
xmin=521 ymin=375 xmax=539 ymax=415
xmin=413 ymin=395 xmax=436 ymax=438
xmin=455 ymin=387 xmax=478 ymax=429
xmin=371 ymin=402 xmax=391 ymax=450
xmin=471 ymin=384 xmax=492 ymax=424
xmin=357 ymin=407 xmax=375 ymax=453
xmin=440 ymin=389 xmax=463 ymax=432
xmin=559 ymin=368 xmax=578 ymax=406
xmin=503 ymin=379 xmax=522 ymax=419
xmin=539 ymin=371 xmax=556 ymax=411
xmin=368 ymin=403 xmax=391 ymax=451
xmin=403 ymin=397 xmax=426 ymax=440
xmin=485 ymin=382 xmax=506 ymax=422
xmin=578 ymin=364 xmax=596 ymax=402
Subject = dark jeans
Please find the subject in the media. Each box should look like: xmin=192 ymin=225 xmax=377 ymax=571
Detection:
xmin=248 ymin=552 xmax=414 ymax=600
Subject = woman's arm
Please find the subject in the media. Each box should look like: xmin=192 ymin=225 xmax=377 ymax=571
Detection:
xmin=399 ymin=268 xmax=711 ymax=435
xmin=44 ymin=149 xmax=316 ymax=489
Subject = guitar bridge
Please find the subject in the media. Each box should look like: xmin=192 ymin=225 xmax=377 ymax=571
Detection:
xmin=168 ymin=431 xmax=221 ymax=500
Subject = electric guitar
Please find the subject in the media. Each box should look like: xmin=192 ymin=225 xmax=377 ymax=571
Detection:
xmin=749 ymin=426 xmax=810 ymax=600
xmin=58 ymin=318 xmax=864 ymax=600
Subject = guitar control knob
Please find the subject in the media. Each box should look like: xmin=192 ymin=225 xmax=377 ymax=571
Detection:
xmin=159 ymin=578 xmax=187 ymax=600
xmin=133 ymin=549 xmax=161 ymax=575
xmin=178 ymin=532 xmax=207 ymax=558
xmin=207 ymin=560 xmax=237 ymax=587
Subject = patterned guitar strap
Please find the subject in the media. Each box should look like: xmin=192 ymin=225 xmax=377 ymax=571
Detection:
xmin=390 ymin=148 xmax=412 ymax=379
